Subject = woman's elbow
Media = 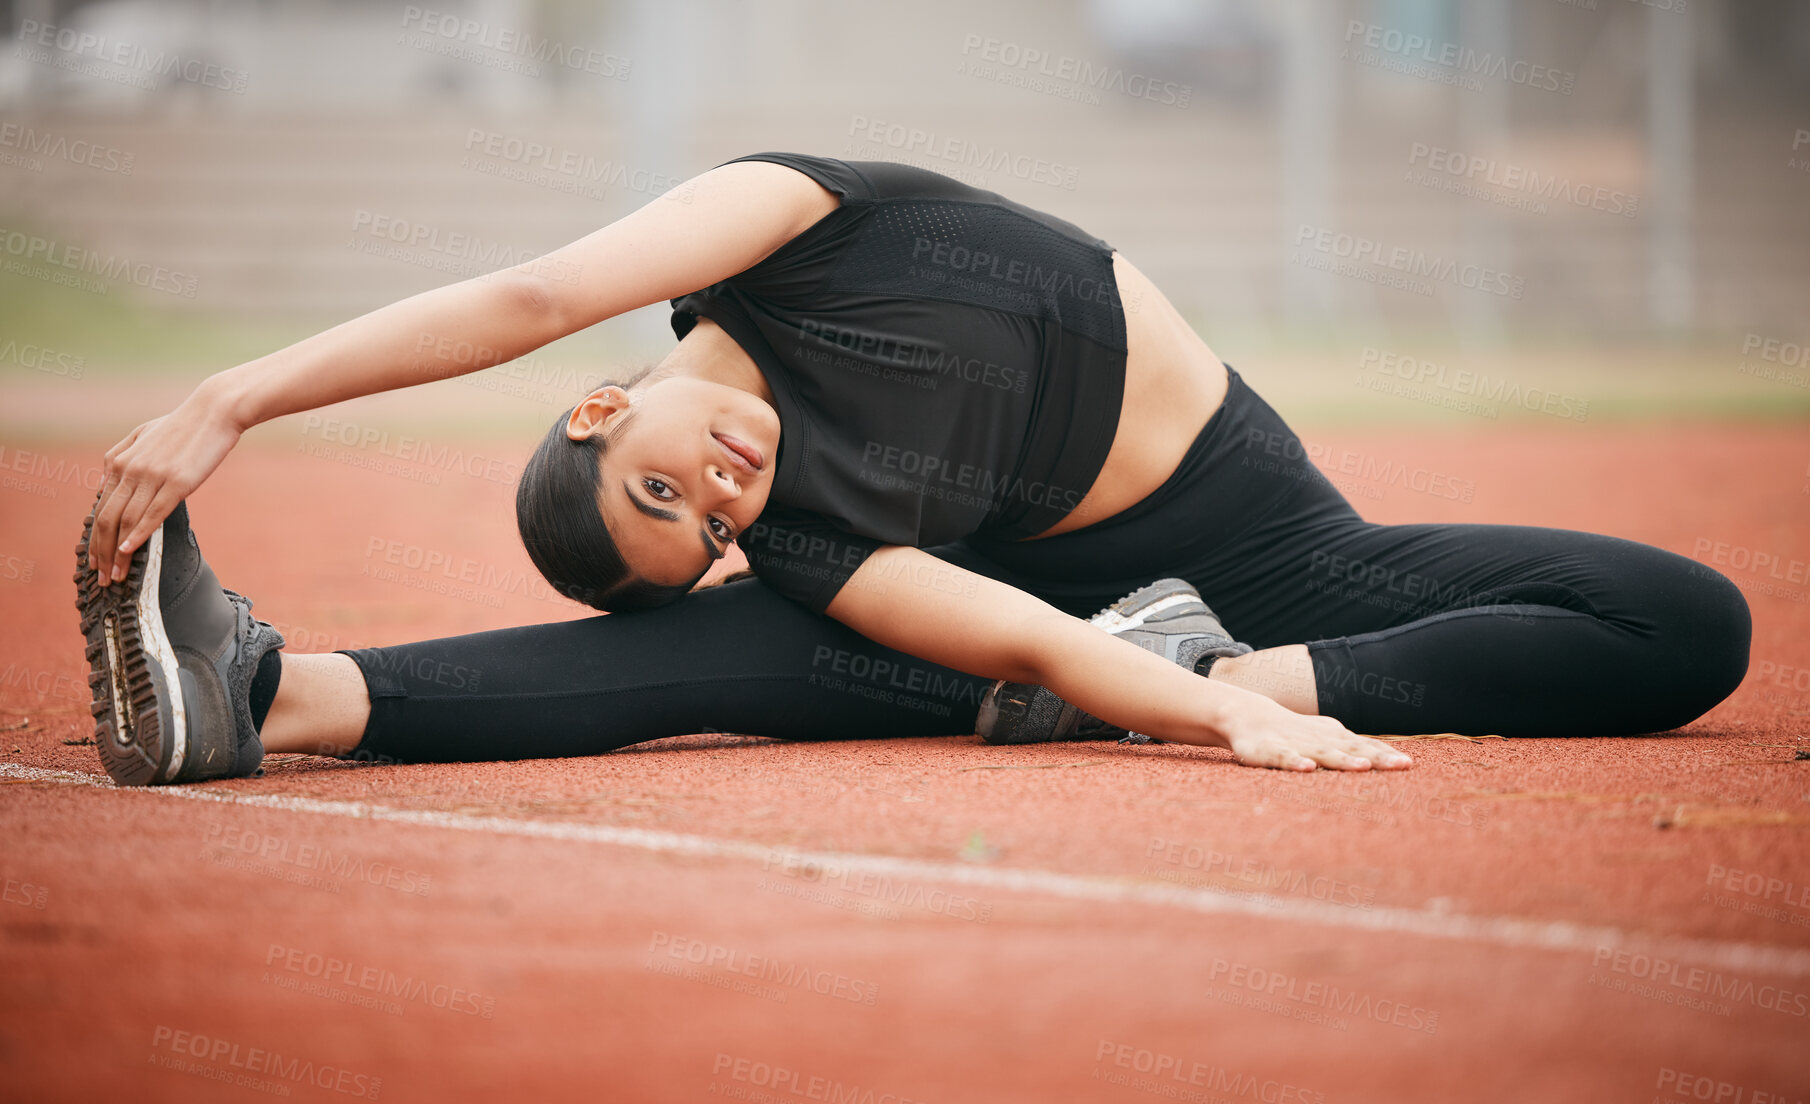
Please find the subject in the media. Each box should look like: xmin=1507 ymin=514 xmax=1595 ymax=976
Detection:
xmin=996 ymin=616 xmax=1075 ymax=688
xmin=495 ymin=263 xmax=576 ymax=338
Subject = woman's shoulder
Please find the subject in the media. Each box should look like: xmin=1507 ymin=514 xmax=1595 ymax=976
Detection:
xmin=717 ymin=151 xmax=1021 ymax=209
xmin=715 ymin=152 xmax=877 ymax=203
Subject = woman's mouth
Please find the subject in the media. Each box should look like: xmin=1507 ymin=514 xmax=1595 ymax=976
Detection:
xmin=713 ymin=432 xmax=764 ymax=474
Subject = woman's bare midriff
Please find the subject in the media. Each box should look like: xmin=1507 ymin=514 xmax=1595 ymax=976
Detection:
xmin=1023 ymin=252 xmax=1228 ymax=540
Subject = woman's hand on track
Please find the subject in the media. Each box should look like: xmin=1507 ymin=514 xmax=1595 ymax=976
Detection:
xmin=1213 ymin=696 xmax=1413 ymax=772
xmin=88 ymin=384 xmax=243 ymax=585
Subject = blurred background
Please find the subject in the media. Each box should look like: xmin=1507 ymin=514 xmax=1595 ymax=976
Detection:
xmin=2 ymin=0 xmax=1808 ymax=430
xmin=3 ymin=14 xmax=1808 ymax=1096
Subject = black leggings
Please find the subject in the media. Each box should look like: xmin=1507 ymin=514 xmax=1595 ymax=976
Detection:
xmin=340 ymin=368 xmax=1751 ymax=762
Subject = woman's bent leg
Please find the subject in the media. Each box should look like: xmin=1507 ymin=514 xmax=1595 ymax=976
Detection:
xmin=962 ymin=368 xmax=1751 ymax=739
xmin=1225 ymin=523 xmax=1753 ymax=738
xmin=331 ymin=576 xmax=991 ymax=763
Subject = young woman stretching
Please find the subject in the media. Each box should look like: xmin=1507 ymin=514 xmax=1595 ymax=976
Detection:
xmin=74 ymin=153 xmax=1751 ymax=786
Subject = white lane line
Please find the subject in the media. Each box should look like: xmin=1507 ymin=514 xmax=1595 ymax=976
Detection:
xmin=7 ymin=761 xmax=1809 ymax=979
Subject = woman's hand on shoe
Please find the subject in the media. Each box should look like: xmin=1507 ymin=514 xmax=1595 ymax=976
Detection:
xmin=89 ymin=381 xmax=243 ymax=585
xmin=1214 ymin=696 xmax=1413 ymax=772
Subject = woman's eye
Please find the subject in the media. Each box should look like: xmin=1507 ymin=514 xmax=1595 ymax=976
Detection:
xmin=708 ymin=517 xmax=733 ymax=541
xmin=643 ymin=478 xmax=675 ymax=501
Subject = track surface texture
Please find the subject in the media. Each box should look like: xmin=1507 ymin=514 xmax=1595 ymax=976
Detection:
xmin=2 ymin=419 xmax=1807 ymax=1104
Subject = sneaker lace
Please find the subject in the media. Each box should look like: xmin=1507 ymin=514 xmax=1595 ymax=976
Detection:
xmin=221 ymin=589 xmax=263 ymax=649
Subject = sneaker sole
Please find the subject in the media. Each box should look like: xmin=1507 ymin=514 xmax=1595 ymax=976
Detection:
xmin=1089 ymin=578 xmax=1203 ymax=634
xmin=976 ymin=681 xmax=1077 ymax=745
xmin=74 ymin=510 xmax=187 ymax=786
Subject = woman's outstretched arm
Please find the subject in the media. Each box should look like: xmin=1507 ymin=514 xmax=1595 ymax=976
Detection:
xmin=826 ymin=545 xmax=1414 ymax=772
xmin=87 ymin=160 xmax=839 ymax=582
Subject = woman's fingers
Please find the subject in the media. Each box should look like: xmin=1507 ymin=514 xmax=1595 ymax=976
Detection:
xmin=1330 ymin=729 xmax=1411 ymax=768
xmin=1302 ymin=746 xmax=1375 ymax=771
xmin=1359 ymin=736 xmax=1413 ymax=769
xmin=89 ymin=474 xmax=134 ymax=584
xmin=116 ymin=486 xmax=183 ymax=571
xmin=1237 ymin=740 xmax=1342 ymax=771
xmin=88 ymin=477 xmax=115 ymax=575
xmin=95 ymin=477 xmax=157 ymax=583
xmin=1227 ymin=713 xmax=1416 ymax=773
xmin=1309 ymin=718 xmax=1414 ymax=770
xmin=85 ymin=400 xmax=239 ymax=583
xmin=91 ymin=429 xmax=147 ymax=581
xmin=1247 ymin=745 xmax=1316 ymax=771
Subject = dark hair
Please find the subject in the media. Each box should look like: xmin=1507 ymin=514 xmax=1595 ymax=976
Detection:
xmin=515 ymin=395 xmax=702 ymax=614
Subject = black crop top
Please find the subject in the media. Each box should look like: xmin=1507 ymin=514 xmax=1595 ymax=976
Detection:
xmin=670 ymin=152 xmax=1127 ymax=612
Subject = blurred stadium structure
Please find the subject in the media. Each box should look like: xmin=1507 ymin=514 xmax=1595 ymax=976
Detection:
xmin=0 ymin=0 xmax=1807 ymax=346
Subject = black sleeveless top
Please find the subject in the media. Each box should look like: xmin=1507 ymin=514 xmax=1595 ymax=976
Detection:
xmin=670 ymin=152 xmax=1127 ymax=612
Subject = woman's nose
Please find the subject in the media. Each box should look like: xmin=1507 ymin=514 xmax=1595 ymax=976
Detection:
xmin=708 ymin=465 xmax=742 ymax=499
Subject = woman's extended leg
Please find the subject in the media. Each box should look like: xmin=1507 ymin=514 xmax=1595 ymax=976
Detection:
xmin=291 ymin=576 xmax=992 ymax=764
xmin=260 ymin=653 xmax=371 ymax=757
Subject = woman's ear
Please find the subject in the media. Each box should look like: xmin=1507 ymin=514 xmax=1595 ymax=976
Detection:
xmin=566 ymin=385 xmax=631 ymax=442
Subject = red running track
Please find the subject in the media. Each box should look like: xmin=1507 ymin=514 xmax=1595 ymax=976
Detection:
xmin=1 ymin=421 xmax=1806 ymax=1103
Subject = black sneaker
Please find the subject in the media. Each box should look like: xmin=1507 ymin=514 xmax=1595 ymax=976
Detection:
xmin=74 ymin=500 xmax=284 ymax=785
xmin=975 ymin=578 xmax=1252 ymax=745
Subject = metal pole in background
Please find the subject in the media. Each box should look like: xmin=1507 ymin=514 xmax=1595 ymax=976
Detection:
xmin=16 ymin=0 xmax=55 ymax=107
xmin=1457 ymin=0 xmax=1508 ymax=347
xmin=617 ymin=0 xmax=699 ymax=352
xmin=1279 ymin=0 xmax=1338 ymax=326
xmin=1647 ymin=3 xmax=1695 ymax=331
xmin=477 ymin=0 xmax=534 ymax=114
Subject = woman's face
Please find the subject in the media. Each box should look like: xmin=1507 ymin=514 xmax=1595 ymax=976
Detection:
xmin=573 ymin=376 xmax=780 ymax=587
